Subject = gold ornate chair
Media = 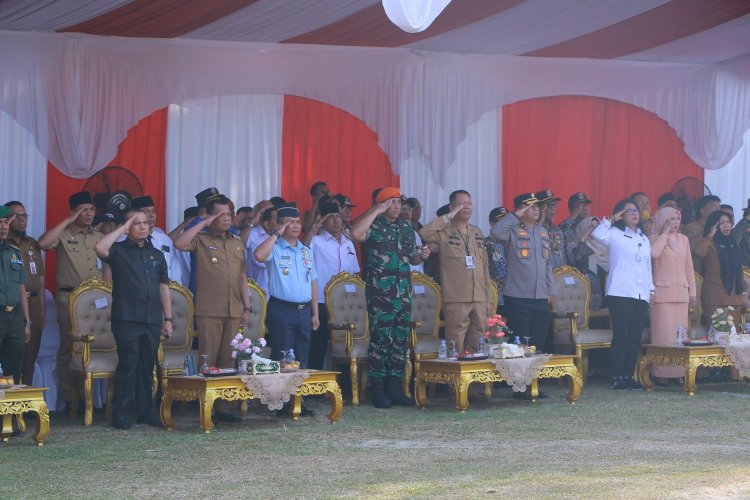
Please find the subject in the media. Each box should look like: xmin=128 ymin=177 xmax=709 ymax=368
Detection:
xmin=157 ymin=281 xmax=195 ymax=393
xmin=742 ymin=267 xmax=750 ymax=326
xmin=687 ymin=272 xmax=707 ymax=337
xmin=68 ymin=278 xmax=117 ymax=426
xmin=325 ymin=272 xmax=370 ymax=405
xmin=244 ymin=278 xmax=270 ymax=355
xmin=409 ymin=272 xmax=442 ymax=379
xmin=551 ymin=265 xmax=613 ymax=384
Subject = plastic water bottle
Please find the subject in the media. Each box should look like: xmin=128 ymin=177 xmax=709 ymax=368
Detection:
xmin=513 ymin=336 xmax=521 ymax=346
xmin=182 ymin=355 xmax=191 ymax=376
xmin=0 ymin=362 xmax=3 ymax=377
xmin=438 ymin=340 xmax=447 ymax=360
xmin=675 ymin=325 xmax=684 ymax=346
xmin=478 ymin=337 xmax=485 ymax=354
xmin=745 ymin=322 xmax=750 ymax=335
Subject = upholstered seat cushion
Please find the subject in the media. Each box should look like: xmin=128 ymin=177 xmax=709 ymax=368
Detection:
xmin=414 ymin=338 xmax=440 ymax=354
xmin=71 ymin=352 xmax=118 ymax=373
xmin=554 ymin=328 xmax=612 ymax=345
xmin=330 ymin=339 xmax=369 ymax=358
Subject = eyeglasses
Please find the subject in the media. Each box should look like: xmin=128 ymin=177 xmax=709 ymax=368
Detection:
xmin=13 ymin=214 xmax=29 ymax=220
xmin=624 ymin=208 xmax=639 ymax=215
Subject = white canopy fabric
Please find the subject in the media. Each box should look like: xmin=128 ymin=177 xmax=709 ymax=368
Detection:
xmin=0 ymin=30 xmax=748 ymax=186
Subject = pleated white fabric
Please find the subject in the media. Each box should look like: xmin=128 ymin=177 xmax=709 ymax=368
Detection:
xmin=165 ymin=94 xmax=284 ymax=230
xmin=704 ymin=128 xmax=750 ymax=215
xmin=0 ymin=110 xmax=48 ymax=237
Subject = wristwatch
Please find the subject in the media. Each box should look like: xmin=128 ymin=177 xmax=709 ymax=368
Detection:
xmin=163 ymin=317 xmax=173 ymax=323
xmin=273 ymin=230 xmax=282 ymax=238
xmin=24 ymin=319 xmax=31 ymax=326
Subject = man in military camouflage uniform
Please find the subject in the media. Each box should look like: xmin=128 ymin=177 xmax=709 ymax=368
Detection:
xmin=536 ymin=189 xmax=567 ymax=270
xmin=352 ymin=187 xmax=430 ymax=408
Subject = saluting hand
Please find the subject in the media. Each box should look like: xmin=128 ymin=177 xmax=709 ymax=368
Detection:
xmin=419 ymin=244 xmax=431 ymax=260
xmin=121 ymin=214 xmax=137 ymax=233
xmin=446 ymin=204 xmax=463 ymax=220
xmin=611 ymin=208 xmax=626 ymax=222
xmin=708 ymin=221 xmax=720 ymax=238
xmin=67 ymin=206 xmax=85 ymax=224
xmin=661 ymin=220 xmax=672 ymax=236
xmin=376 ymin=199 xmax=393 ymax=214
xmin=203 ymin=210 xmax=223 ymax=226
xmin=515 ymin=203 xmax=532 ymax=217
xmin=276 ymin=219 xmax=292 ymax=235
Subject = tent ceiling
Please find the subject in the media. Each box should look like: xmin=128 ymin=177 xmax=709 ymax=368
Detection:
xmin=0 ymin=0 xmax=748 ymax=64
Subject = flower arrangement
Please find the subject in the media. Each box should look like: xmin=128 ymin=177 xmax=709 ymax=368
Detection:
xmin=484 ymin=314 xmax=511 ymax=344
xmin=710 ymin=307 xmax=735 ymax=333
xmin=230 ymin=331 xmax=267 ymax=360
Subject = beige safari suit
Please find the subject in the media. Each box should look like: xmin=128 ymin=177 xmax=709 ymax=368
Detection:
xmin=420 ymin=216 xmax=492 ymax=353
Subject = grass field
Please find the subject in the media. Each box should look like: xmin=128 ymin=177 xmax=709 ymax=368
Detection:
xmin=3 ymin=377 xmax=750 ymax=499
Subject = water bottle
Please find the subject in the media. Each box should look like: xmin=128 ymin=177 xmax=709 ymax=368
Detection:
xmin=478 ymin=337 xmax=485 ymax=354
xmin=745 ymin=322 xmax=750 ymax=335
xmin=675 ymin=325 xmax=684 ymax=346
xmin=513 ymin=336 xmax=521 ymax=346
xmin=438 ymin=340 xmax=447 ymax=360
xmin=708 ymin=326 xmax=715 ymax=343
xmin=182 ymin=355 xmax=191 ymax=376
xmin=0 ymin=362 xmax=3 ymax=377
xmin=287 ymin=349 xmax=296 ymax=362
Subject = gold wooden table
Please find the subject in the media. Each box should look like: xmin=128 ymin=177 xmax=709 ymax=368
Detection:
xmin=0 ymin=386 xmax=49 ymax=446
xmin=415 ymin=355 xmax=581 ymax=411
xmin=160 ymin=371 xmax=343 ymax=433
xmin=638 ymin=344 xmax=734 ymax=396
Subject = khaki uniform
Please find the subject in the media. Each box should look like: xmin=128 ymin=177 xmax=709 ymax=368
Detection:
xmin=188 ymin=231 xmax=247 ymax=370
xmin=420 ymin=216 xmax=492 ymax=353
xmin=50 ymin=225 xmax=103 ymax=401
xmin=682 ymin=217 xmax=707 ymax=274
xmin=9 ymin=234 xmax=45 ymax=385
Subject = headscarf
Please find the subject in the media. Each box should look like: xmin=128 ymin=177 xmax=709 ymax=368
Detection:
xmin=649 ymin=207 xmax=687 ymax=254
xmin=576 ymin=216 xmax=609 ymax=274
xmin=703 ymin=210 xmax=743 ymax=295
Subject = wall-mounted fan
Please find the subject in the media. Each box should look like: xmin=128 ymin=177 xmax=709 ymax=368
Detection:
xmin=83 ymin=166 xmax=143 ymax=218
xmin=671 ymin=176 xmax=711 ymax=225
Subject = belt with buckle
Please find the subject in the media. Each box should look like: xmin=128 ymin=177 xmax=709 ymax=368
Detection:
xmin=1 ymin=304 xmax=18 ymax=313
xmin=269 ymin=296 xmax=310 ymax=310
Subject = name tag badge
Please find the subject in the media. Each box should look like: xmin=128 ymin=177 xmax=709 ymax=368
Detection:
xmin=465 ymin=255 xmax=475 ymax=269
xmin=161 ymin=245 xmax=170 ymax=253
xmin=29 ymin=261 xmax=37 ymax=275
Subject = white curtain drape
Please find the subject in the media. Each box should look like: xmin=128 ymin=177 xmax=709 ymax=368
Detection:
xmin=400 ymin=109 xmax=500 ymax=235
xmin=165 ymin=94 xmax=284 ymax=230
xmin=704 ymin=128 xmax=750 ymax=216
xmin=382 ymin=0 xmax=452 ymax=33
xmin=1 ymin=30 xmax=748 ymax=186
xmin=0 ymin=110 xmax=47 ymax=237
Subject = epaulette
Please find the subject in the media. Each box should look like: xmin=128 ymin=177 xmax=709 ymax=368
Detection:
xmin=231 ymin=233 xmax=242 ymax=241
xmin=8 ymin=243 xmax=21 ymax=251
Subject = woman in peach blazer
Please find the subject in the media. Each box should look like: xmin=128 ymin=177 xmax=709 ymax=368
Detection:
xmin=649 ymin=207 xmax=696 ymax=381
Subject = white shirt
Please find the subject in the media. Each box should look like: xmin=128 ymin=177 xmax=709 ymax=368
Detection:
xmin=409 ymin=229 xmax=424 ymax=273
xmin=592 ymin=218 xmax=654 ymax=302
xmin=311 ymin=230 xmax=360 ymax=303
xmin=246 ymin=225 xmax=271 ymax=295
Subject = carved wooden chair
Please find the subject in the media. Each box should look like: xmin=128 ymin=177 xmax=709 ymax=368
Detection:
xmin=244 ymin=278 xmax=270 ymax=356
xmin=409 ymin=272 xmax=442 ymax=381
xmin=742 ymin=267 xmax=750 ymax=326
xmin=325 ymin=272 xmax=370 ymax=405
xmin=551 ymin=266 xmax=613 ymax=384
xmin=157 ymin=281 xmax=195 ymax=394
xmin=68 ymin=278 xmax=117 ymax=426
xmin=687 ymin=272 xmax=707 ymax=338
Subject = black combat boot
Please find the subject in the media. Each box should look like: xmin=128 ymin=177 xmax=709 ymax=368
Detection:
xmin=386 ymin=377 xmax=414 ymax=406
xmin=370 ymin=377 xmax=392 ymax=408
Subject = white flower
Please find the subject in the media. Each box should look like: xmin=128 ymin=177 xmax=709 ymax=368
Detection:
xmin=720 ymin=320 xmax=727 ymax=325
xmin=716 ymin=308 xmax=724 ymax=314
xmin=728 ymin=306 xmax=735 ymax=311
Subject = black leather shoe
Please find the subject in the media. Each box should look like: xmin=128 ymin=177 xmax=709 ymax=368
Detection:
xmin=213 ymin=410 xmax=242 ymax=423
xmin=113 ymin=418 xmax=131 ymax=430
xmin=610 ymin=377 xmax=629 ymax=390
xmin=626 ymin=377 xmax=644 ymax=390
xmin=136 ymin=415 xmax=164 ymax=428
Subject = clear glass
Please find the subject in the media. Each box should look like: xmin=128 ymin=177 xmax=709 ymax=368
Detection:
xmin=199 ymin=354 xmax=209 ymax=373
xmin=448 ymin=340 xmax=458 ymax=359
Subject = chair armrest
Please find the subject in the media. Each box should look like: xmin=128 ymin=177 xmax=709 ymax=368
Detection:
xmin=328 ymin=323 xmax=356 ymax=355
xmin=551 ymin=311 xmax=578 ymax=320
xmin=589 ymin=308 xmax=610 ymax=318
xmin=409 ymin=320 xmax=423 ymax=351
xmin=73 ymin=334 xmax=96 ymax=342
xmin=551 ymin=311 xmax=579 ymax=342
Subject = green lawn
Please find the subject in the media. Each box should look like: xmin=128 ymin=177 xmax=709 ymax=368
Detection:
xmin=3 ymin=378 xmax=750 ymax=499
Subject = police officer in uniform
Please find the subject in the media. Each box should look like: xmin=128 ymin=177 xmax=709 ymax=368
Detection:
xmin=420 ymin=190 xmax=492 ymax=354
xmin=4 ymin=201 xmax=45 ymax=385
xmin=491 ymin=193 xmax=554 ymax=351
xmin=174 ymin=196 xmax=250 ymax=423
xmin=39 ymin=191 xmax=103 ymax=411
xmin=352 ymin=187 xmax=430 ymax=408
xmin=0 ymin=206 xmax=31 ymax=384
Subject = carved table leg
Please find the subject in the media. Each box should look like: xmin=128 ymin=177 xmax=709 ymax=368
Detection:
xmin=564 ymin=367 xmax=582 ymax=404
xmin=415 ymin=377 xmax=428 ymax=408
xmin=684 ymin=358 xmax=699 ymax=397
xmin=290 ymin=395 xmax=303 ymax=421
xmin=325 ymin=382 xmax=343 ymax=423
xmin=17 ymin=413 xmax=26 ymax=433
xmin=638 ymin=354 xmax=654 ymax=391
xmin=484 ymin=382 xmax=493 ymax=400
xmin=454 ymin=376 xmax=470 ymax=412
xmin=1 ymin=414 xmax=11 ymax=441
xmin=198 ymin=390 xmax=217 ymax=433
xmin=530 ymin=379 xmax=539 ymax=402
xmin=29 ymin=401 xmax=49 ymax=446
xmin=160 ymin=394 xmax=175 ymax=430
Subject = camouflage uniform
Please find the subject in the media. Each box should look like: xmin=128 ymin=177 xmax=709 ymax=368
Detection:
xmin=365 ymin=215 xmax=416 ymax=379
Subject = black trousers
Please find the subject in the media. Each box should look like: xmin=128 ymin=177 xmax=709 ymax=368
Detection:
xmin=308 ymin=305 xmax=329 ymax=370
xmin=504 ymin=296 xmax=550 ymax=349
xmin=267 ymin=300 xmax=312 ymax=368
xmin=111 ymin=320 xmax=161 ymax=420
xmin=607 ymin=296 xmax=649 ymax=377
xmin=0 ymin=309 xmax=24 ymax=384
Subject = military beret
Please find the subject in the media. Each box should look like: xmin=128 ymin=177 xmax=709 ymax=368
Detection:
xmin=0 ymin=206 xmax=10 ymax=219
xmin=277 ymin=203 xmax=299 ymax=219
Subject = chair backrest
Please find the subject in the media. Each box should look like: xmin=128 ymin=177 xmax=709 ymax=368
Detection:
xmin=551 ymin=265 xmax=590 ymax=333
xmin=245 ymin=278 xmax=268 ymax=341
xmin=324 ymin=272 xmax=368 ymax=343
xmin=69 ymin=278 xmax=116 ymax=352
xmin=163 ymin=280 xmax=194 ymax=350
xmin=689 ymin=272 xmax=703 ymax=328
xmin=410 ymin=271 xmax=441 ymax=340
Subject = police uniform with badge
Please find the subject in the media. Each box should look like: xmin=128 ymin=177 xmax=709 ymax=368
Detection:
xmin=38 ymin=191 xmax=103 ymax=408
xmin=5 ymin=201 xmax=46 ymax=385
xmin=0 ymin=205 xmax=31 ymax=384
xmin=490 ymin=192 xmax=555 ymax=349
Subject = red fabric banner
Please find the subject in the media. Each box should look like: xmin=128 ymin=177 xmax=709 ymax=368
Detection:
xmin=280 ymin=95 xmax=399 ymax=218
xmin=44 ymin=108 xmax=168 ymax=292
xmin=502 ymin=96 xmax=704 ymax=223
